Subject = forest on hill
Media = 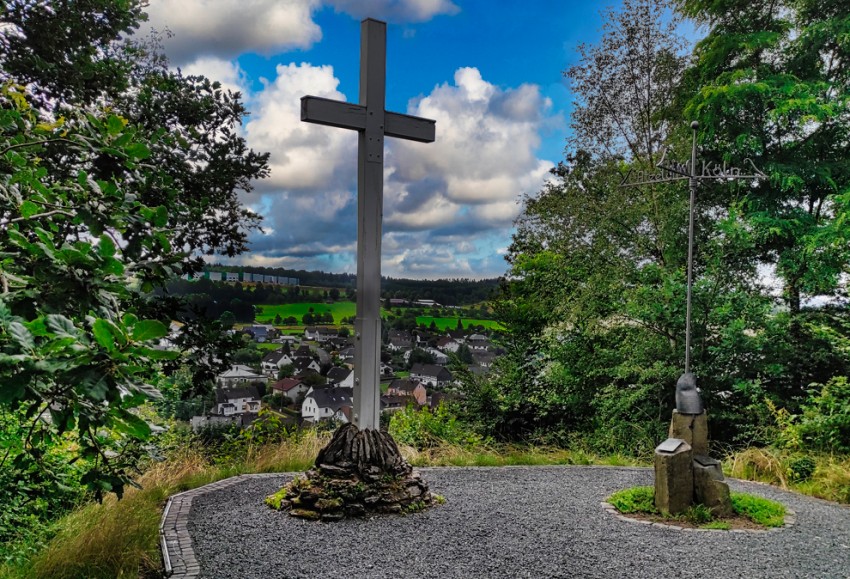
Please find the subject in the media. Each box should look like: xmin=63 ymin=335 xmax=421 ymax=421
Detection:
xmin=206 ymin=263 xmax=500 ymax=305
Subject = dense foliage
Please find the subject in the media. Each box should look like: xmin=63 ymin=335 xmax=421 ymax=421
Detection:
xmin=474 ymin=0 xmax=850 ymax=453
xmin=0 ymin=0 xmax=268 ymax=553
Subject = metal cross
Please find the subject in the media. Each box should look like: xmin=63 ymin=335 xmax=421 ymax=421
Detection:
xmin=301 ymin=18 xmax=435 ymax=431
xmin=621 ymin=121 xmax=766 ymax=377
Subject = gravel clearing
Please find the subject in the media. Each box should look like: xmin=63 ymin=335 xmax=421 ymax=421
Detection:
xmin=187 ymin=466 xmax=850 ymax=578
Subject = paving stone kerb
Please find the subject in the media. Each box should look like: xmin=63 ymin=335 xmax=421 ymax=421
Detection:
xmin=162 ymin=466 xmax=850 ymax=579
xmin=160 ymin=474 xmax=283 ymax=578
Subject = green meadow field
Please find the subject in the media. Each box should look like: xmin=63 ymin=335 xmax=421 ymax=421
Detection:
xmin=254 ymin=301 xmax=500 ymax=331
xmin=255 ymin=302 xmax=357 ymax=323
xmin=415 ymin=316 xmax=503 ymax=331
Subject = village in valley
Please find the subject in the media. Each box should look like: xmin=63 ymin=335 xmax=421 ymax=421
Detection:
xmin=182 ymin=271 xmax=502 ymax=434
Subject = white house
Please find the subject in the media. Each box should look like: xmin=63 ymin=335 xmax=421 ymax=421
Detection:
xmin=425 ymin=347 xmax=449 ymax=365
xmin=216 ymin=365 xmax=265 ymax=388
xmin=436 ymin=336 xmax=460 ymax=353
xmin=215 ymin=385 xmax=261 ymax=415
xmin=467 ymin=334 xmax=491 ymax=351
xmin=326 ymin=367 xmax=354 ymax=388
xmin=261 ymin=350 xmax=294 ymax=376
xmin=226 ymin=272 xmax=239 ymax=282
xmin=271 ymin=377 xmax=308 ymax=403
xmin=409 ymin=363 xmax=454 ymax=388
xmin=301 ymin=387 xmax=353 ymax=423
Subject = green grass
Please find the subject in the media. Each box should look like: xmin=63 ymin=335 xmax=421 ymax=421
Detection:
xmin=607 ymin=486 xmax=656 ymax=514
xmin=606 ymin=486 xmax=787 ymax=529
xmin=256 ymin=342 xmax=281 ymax=351
xmin=415 ymin=316 xmax=503 ymax=331
xmin=730 ymin=492 xmax=786 ymax=527
xmin=255 ymin=302 xmax=357 ymax=324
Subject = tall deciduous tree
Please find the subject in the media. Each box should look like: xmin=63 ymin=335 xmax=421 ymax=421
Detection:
xmin=676 ymin=0 xmax=850 ymax=395
xmin=0 ymin=0 xmax=269 ymax=500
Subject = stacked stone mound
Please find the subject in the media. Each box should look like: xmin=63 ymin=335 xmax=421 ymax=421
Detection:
xmin=267 ymin=424 xmax=434 ymax=521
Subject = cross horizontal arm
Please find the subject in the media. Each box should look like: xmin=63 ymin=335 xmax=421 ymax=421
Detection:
xmin=385 ymin=112 xmax=435 ymax=143
xmin=301 ymin=96 xmax=435 ymax=143
xmin=301 ymin=96 xmax=366 ymax=131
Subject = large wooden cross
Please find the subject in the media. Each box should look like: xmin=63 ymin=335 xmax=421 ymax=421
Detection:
xmin=301 ymin=18 xmax=435 ymax=430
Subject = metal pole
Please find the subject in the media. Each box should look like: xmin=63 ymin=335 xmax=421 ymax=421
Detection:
xmin=684 ymin=121 xmax=698 ymax=374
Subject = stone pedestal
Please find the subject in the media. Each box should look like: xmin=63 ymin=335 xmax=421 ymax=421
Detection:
xmin=693 ymin=455 xmax=733 ymax=517
xmin=654 ymin=438 xmax=693 ymax=515
xmin=668 ymin=410 xmax=708 ymax=456
xmin=266 ymin=424 xmax=435 ymax=521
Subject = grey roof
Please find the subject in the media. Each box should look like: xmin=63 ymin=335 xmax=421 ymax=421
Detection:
xmin=307 ymin=387 xmax=353 ymax=411
xmin=262 ymin=350 xmax=288 ymax=364
xmin=388 ymin=378 xmax=421 ymax=393
xmin=409 ymin=363 xmax=453 ymax=381
xmin=326 ymin=367 xmax=352 ymax=384
xmin=294 ymin=358 xmax=317 ymax=372
xmin=216 ymin=385 xmax=260 ymax=404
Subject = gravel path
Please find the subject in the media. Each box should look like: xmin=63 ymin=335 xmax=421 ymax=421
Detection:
xmin=187 ymin=466 xmax=850 ymax=578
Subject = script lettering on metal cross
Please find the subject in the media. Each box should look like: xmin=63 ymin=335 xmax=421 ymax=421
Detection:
xmin=620 ymin=148 xmax=767 ymax=187
xmin=300 ymin=18 xmax=435 ymax=431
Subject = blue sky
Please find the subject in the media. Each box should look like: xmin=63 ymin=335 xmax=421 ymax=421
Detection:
xmin=139 ymin=1 xmax=631 ymax=279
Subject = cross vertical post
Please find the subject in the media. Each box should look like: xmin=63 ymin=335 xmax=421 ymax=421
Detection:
xmin=300 ymin=18 xmax=436 ymax=430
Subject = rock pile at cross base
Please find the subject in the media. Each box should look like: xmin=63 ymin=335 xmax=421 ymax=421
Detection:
xmin=266 ymin=423 xmax=435 ymax=521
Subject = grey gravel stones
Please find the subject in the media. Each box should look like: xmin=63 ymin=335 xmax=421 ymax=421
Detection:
xmin=179 ymin=466 xmax=850 ymax=578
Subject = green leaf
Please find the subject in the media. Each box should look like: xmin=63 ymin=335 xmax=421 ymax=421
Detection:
xmin=19 ymin=200 xmax=40 ymax=218
xmin=91 ymin=319 xmax=116 ymax=352
xmin=8 ymin=322 xmax=35 ymax=350
xmin=131 ymin=320 xmax=168 ymax=342
xmin=98 ymin=234 xmax=116 ymax=258
xmin=135 ymin=346 xmax=179 ymax=361
xmin=115 ymin=410 xmax=152 ymax=439
xmin=46 ymin=314 xmax=79 ymax=338
xmin=0 ymin=377 xmax=26 ymax=404
xmin=125 ymin=142 xmax=150 ymax=160
xmin=153 ymin=205 xmax=167 ymax=227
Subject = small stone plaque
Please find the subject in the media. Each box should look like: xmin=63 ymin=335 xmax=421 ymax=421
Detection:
xmin=694 ymin=454 xmax=719 ymax=467
xmin=656 ymin=438 xmax=685 ymax=453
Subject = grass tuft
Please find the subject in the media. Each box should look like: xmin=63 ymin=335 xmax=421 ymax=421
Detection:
xmin=730 ymin=492 xmax=786 ymax=527
xmin=607 ymin=486 xmax=656 ymax=514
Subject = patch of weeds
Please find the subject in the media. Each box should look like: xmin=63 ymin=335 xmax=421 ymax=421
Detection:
xmin=731 ymin=492 xmax=785 ymax=527
xmin=681 ymin=504 xmax=713 ymax=525
xmin=700 ymin=521 xmax=731 ymax=530
xmin=787 ymin=456 xmax=816 ymax=482
xmin=607 ymin=486 xmax=656 ymax=514
xmin=404 ymin=501 xmax=427 ymax=514
xmin=264 ymin=488 xmax=289 ymax=510
xmin=432 ymin=494 xmax=446 ymax=505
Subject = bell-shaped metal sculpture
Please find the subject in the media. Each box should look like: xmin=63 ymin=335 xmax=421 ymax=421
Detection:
xmin=675 ymin=372 xmax=703 ymax=414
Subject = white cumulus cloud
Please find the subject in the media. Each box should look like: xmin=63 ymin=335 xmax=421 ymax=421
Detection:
xmin=142 ymin=0 xmax=323 ymax=65
xmin=327 ymin=0 xmax=460 ymax=22
xmin=231 ymin=63 xmax=554 ymax=279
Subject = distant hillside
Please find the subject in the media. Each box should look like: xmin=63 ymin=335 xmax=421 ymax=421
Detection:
xmin=205 ymin=264 xmax=500 ymax=306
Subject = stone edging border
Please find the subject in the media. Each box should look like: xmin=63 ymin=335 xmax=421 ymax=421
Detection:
xmin=160 ymin=473 xmax=287 ymax=578
xmin=600 ymin=501 xmax=797 ymax=533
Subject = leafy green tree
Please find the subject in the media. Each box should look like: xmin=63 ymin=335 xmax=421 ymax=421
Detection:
xmin=219 ymin=310 xmax=236 ymax=329
xmin=0 ymin=0 xmax=268 ymax=502
xmin=675 ymin=0 xmax=850 ymax=398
